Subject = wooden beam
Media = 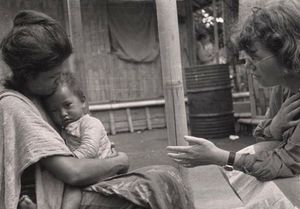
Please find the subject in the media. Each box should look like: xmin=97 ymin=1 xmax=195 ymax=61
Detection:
xmin=155 ymin=0 xmax=188 ymax=146
xmin=213 ymin=0 xmax=220 ymax=63
xmin=109 ymin=110 xmax=116 ymax=135
xmin=155 ymin=0 xmax=191 ymax=195
xmin=126 ymin=108 xmax=134 ymax=133
xmin=62 ymin=0 xmax=88 ymax=96
xmin=185 ymin=0 xmax=197 ymax=66
xmin=145 ymin=107 xmax=152 ymax=130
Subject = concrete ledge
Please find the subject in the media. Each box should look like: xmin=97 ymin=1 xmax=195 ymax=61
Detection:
xmin=238 ymin=118 xmax=263 ymax=126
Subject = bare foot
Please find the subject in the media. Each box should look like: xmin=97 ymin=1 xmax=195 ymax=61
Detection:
xmin=18 ymin=195 xmax=37 ymax=209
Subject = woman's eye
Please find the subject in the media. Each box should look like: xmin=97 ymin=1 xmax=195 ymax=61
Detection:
xmin=64 ymin=103 xmax=72 ymax=108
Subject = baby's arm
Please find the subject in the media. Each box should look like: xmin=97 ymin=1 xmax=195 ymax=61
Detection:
xmin=73 ymin=116 xmax=110 ymax=159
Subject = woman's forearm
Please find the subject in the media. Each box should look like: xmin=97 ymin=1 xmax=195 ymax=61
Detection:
xmin=40 ymin=152 xmax=129 ymax=186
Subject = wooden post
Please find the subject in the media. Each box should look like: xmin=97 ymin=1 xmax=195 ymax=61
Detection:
xmin=109 ymin=110 xmax=116 ymax=135
xmin=155 ymin=0 xmax=191 ymax=194
xmin=213 ymin=0 xmax=220 ymax=64
xmin=145 ymin=107 xmax=152 ymax=130
xmin=62 ymin=0 xmax=88 ymax=96
xmin=185 ymin=0 xmax=197 ymax=66
xmin=223 ymin=0 xmax=239 ymax=91
xmin=221 ymin=0 xmax=227 ymax=61
xmin=126 ymin=108 xmax=134 ymax=133
xmin=155 ymin=0 xmax=188 ymax=150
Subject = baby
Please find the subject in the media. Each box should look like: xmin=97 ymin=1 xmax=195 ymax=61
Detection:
xmin=44 ymin=72 xmax=115 ymax=209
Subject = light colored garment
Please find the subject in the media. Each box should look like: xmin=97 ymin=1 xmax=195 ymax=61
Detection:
xmin=62 ymin=114 xmax=113 ymax=159
xmin=0 ymin=90 xmax=72 ymax=209
xmin=0 ymin=89 xmax=194 ymax=209
xmin=235 ymin=85 xmax=300 ymax=181
xmin=225 ymin=142 xmax=300 ymax=209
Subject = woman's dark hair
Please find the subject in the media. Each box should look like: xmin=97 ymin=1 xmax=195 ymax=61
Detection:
xmin=237 ymin=0 xmax=300 ymax=74
xmin=58 ymin=72 xmax=86 ymax=102
xmin=0 ymin=10 xmax=72 ymax=90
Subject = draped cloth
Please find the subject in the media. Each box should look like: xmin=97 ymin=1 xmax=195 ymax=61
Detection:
xmin=0 ymin=90 xmax=72 ymax=209
xmin=0 ymin=89 xmax=194 ymax=209
xmin=108 ymin=2 xmax=159 ymax=63
xmin=83 ymin=165 xmax=195 ymax=209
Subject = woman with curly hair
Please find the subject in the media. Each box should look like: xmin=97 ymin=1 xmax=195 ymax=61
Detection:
xmin=168 ymin=0 xmax=300 ymax=207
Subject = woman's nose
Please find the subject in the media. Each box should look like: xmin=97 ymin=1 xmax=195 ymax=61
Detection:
xmin=60 ymin=109 xmax=68 ymax=117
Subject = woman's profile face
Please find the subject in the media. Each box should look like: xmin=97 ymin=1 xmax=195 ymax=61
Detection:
xmin=25 ymin=62 xmax=68 ymax=96
xmin=245 ymin=41 xmax=284 ymax=87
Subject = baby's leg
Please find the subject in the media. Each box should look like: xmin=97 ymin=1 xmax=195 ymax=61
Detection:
xmin=18 ymin=195 xmax=36 ymax=209
xmin=62 ymin=186 xmax=82 ymax=209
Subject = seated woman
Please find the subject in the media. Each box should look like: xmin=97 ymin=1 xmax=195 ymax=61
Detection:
xmin=168 ymin=0 xmax=300 ymax=207
xmin=0 ymin=10 xmax=194 ymax=209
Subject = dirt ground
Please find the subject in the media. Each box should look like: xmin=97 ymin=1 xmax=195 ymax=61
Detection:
xmin=110 ymin=128 xmax=256 ymax=170
xmin=110 ymin=128 xmax=257 ymax=209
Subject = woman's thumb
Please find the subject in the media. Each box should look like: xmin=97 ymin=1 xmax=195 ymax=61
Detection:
xmin=184 ymin=135 xmax=206 ymax=144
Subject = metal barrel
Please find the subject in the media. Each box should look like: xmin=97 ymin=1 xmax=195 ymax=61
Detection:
xmin=185 ymin=64 xmax=235 ymax=138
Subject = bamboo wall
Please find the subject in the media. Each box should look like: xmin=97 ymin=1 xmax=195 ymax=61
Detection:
xmin=0 ymin=0 xmax=66 ymax=78
xmin=0 ymin=0 xmax=190 ymax=134
xmin=80 ymin=0 xmax=188 ymax=103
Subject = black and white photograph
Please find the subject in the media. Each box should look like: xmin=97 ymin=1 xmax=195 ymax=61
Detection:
xmin=0 ymin=0 xmax=300 ymax=208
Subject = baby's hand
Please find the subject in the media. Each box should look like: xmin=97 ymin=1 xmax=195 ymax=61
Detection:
xmin=109 ymin=142 xmax=119 ymax=158
xmin=18 ymin=195 xmax=36 ymax=209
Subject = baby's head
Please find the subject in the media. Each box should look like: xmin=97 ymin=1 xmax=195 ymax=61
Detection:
xmin=44 ymin=72 xmax=86 ymax=128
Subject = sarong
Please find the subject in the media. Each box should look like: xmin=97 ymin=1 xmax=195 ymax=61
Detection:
xmin=82 ymin=165 xmax=195 ymax=209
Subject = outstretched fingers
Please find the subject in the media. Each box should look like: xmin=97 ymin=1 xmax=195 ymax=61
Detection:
xmin=184 ymin=135 xmax=208 ymax=144
xmin=166 ymin=145 xmax=192 ymax=152
xmin=167 ymin=152 xmax=188 ymax=159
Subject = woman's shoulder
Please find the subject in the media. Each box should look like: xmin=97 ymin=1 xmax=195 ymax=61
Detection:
xmin=0 ymin=89 xmax=27 ymax=105
xmin=0 ymin=89 xmax=40 ymax=114
xmin=0 ymin=88 xmax=28 ymax=101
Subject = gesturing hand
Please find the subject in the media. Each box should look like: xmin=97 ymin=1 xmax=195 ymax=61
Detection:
xmin=270 ymin=93 xmax=300 ymax=139
xmin=166 ymin=136 xmax=223 ymax=168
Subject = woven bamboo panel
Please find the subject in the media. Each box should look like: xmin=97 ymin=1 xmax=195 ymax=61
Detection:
xmin=0 ymin=0 xmax=188 ymax=107
xmin=91 ymin=106 xmax=167 ymax=135
xmin=0 ymin=0 xmax=65 ymax=39
xmin=80 ymin=0 xmax=189 ymax=104
xmin=81 ymin=0 xmax=162 ymax=103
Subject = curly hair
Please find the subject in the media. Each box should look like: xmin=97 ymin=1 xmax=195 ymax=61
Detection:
xmin=238 ymin=0 xmax=300 ymax=74
xmin=0 ymin=10 xmax=72 ymax=90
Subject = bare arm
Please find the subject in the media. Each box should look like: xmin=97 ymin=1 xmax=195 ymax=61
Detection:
xmin=167 ymin=134 xmax=299 ymax=181
xmin=40 ymin=152 xmax=129 ymax=186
